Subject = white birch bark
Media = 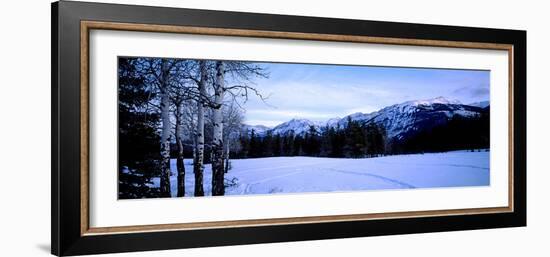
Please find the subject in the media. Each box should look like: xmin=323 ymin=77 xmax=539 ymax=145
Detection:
xmin=224 ymin=143 xmax=230 ymax=173
xmin=175 ymin=102 xmax=185 ymax=197
xmin=159 ymin=60 xmax=172 ymax=197
xmin=211 ymin=61 xmax=226 ymax=196
xmin=193 ymin=61 xmax=207 ymax=196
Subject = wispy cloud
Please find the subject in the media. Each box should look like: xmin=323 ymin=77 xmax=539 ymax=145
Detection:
xmin=452 ymin=85 xmax=490 ymax=98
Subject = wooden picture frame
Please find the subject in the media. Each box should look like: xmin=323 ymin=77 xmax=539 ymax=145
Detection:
xmin=52 ymin=1 xmax=526 ymax=256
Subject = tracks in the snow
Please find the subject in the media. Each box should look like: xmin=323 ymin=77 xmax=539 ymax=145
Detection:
xmin=327 ymin=168 xmax=416 ymax=189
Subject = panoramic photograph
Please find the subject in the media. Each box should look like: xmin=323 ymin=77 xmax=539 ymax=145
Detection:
xmin=118 ymin=57 xmax=490 ymax=199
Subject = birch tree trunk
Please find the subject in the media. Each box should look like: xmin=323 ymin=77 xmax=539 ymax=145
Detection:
xmin=193 ymin=61 xmax=207 ymax=196
xmin=224 ymin=143 xmax=230 ymax=173
xmin=211 ymin=61 xmax=226 ymax=196
xmin=159 ymin=60 xmax=172 ymax=197
xmin=175 ymin=102 xmax=186 ymax=197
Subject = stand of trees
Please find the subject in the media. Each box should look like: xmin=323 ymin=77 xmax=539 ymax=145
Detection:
xmin=118 ymin=58 xmax=163 ymax=199
xmin=118 ymin=57 xmax=267 ymax=198
xmin=392 ymin=110 xmax=490 ymax=154
xmin=236 ymin=117 xmax=387 ymax=159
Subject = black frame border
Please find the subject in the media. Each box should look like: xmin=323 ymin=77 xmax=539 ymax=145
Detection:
xmin=52 ymin=1 xmax=526 ymax=256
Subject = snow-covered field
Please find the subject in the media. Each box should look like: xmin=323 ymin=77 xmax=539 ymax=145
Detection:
xmin=152 ymin=151 xmax=489 ymax=197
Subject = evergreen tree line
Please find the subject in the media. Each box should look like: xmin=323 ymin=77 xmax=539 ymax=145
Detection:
xmin=393 ymin=110 xmax=490 ymax=154
xmin=236 ymin=117 xmax=387 ymax=159
xmin=231 ymin=112 xmax=490 ymax=160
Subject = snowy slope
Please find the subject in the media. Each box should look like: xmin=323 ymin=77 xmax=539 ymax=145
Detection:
xmin=152 ymin=151 xmax=489 ymax=197
xmin=269 ymin=118 xmax=324 ymax=136
xmin=244 ymin=124 xmax=271 ymax=136
xmin=325 ymin=117 xmax=342 ymax=128
xmin=338 ymin=96 xmax=485 ymax=140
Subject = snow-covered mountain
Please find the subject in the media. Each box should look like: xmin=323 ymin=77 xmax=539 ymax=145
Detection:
xmin=325 ymin=117 xmax=341 ymax=128
xmin=270 ymin=118 xmax=324 ymax=136
xmin=244 ymin=124 xmax=271 ymax=135
xmin=245 ymin=97 xmax=488 ymax=141
xmin=337 ymin=97 xmax=486 ymax=141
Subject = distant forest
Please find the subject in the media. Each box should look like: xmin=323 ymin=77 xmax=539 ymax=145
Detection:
xmin=233 ymin=113 xmax=490 ymax=160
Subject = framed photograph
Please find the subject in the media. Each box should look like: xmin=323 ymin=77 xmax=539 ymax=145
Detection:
xmin=52 ymin=1 xmax=526 ymax=256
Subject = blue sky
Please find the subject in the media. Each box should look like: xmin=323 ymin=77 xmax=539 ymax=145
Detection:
xmin=239 ymin=62 xmax=490 ymax=127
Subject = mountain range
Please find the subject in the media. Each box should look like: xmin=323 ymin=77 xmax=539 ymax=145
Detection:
xmin=244 ymin=97 xmax=489 ymax=142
